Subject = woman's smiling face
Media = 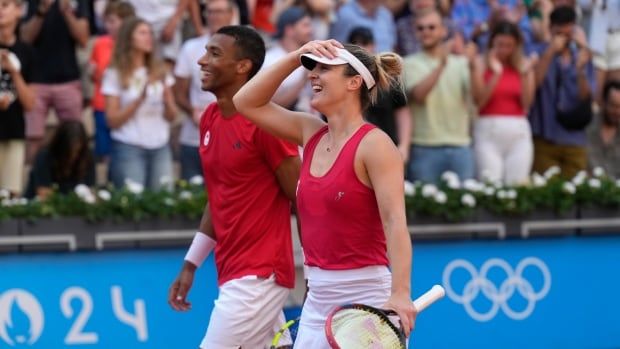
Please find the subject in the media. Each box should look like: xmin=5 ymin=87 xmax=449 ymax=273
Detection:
xmin=308 ymin=62 xmax=352 ymax=114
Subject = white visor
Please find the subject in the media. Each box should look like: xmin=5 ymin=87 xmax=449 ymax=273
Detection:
xmin=300 ymin=48 xmax=376 ymax=89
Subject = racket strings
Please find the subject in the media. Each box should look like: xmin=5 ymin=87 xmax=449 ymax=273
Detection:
xmin=330 ymin=309 xmax=404 ymax=349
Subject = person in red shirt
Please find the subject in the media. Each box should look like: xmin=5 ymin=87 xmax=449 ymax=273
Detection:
xmin=89 ymin=1 xmax=135 ymax=161
xmin=167 ymin=26 xmax=300 ymax=349
xmin=233 ymin=40 xmax=416 ymax=347
xmin=470 ymin=21 xmax=537 ymax=185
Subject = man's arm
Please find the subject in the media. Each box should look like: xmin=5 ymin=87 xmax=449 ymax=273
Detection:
xmin=409 ymin=43 xmax=452 ymax=104
xmin=198 ymin=203 xmax=216 ymax=240
xmin=575 ymin=48 xmax=593 ymax=100
xmin=168 ymin=204 xmax=215 ymax=312
xmin=409 ymin=61 xmax=445 ymax=104
xmin=275 ymin=155 xmax=302 ymax=245
xmin=59 ymin=0 xmax=89 ymax=47
xmin=162 ymin=0 xmax=189 ymax=42
xmin=173 ymin=77 xmax=194 ymax=116
xmin=275 ymin=153 xmax=305 ymax=300
xmin=535 ymin=35 xmax=567 ymax=88
xmin=188 ymin=0 xmax=205 ymax=36
xmin=534 ymin=47 xmax=555 ymax=88
xmin=520 ymin=59 xmax=536 ymax=110
xmin=20 ymin=0 xmax=54 ymax=44
xmin=274 ymin=155 xmax=301 ymax=203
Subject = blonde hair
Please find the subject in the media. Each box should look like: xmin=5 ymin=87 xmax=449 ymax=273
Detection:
xmin=342 ymin=44 xmax=404 ymax=110
xmin=110 ymin=17 xmax=165 ymax=89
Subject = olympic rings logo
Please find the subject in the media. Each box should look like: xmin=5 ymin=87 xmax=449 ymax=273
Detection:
xmin=442 ymin=257 xmax=551 ymax=322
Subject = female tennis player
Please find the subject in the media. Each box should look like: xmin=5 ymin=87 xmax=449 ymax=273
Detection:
xmin=233 ymin=39 xmax=416 ymax=348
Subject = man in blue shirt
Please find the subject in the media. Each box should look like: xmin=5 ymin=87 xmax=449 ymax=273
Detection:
xmin=528 ymin=6 xmax=596 ymax=178
xmin=330 ymin=0 xmax=396 ymax=52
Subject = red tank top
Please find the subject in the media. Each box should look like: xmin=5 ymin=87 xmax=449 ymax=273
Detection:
xmin=479 ymin=66 xmax=525 ymax=117
xmin=297 ymin=124 xmax=389 ymax=270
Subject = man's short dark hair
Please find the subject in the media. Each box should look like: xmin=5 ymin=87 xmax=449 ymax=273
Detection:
xmin=549 ymin=6 xmax=577 ymax=26
xmin=348 ymin=27 xmax=374 ymax=46
xmin=216 ymin=25 xmax=266 ymax=79
xmin=603 ymin=80 xmax=620 ymax=103
xmin=274 ymin=6 xmax=308 ymax=39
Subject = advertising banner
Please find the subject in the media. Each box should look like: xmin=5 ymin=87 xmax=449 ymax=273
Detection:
xmin=1 ymin=235 xmax=618 ymax=348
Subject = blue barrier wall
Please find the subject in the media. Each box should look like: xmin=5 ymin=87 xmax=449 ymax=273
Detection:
xmin=1 ymin=235 xmax=619 ymax=348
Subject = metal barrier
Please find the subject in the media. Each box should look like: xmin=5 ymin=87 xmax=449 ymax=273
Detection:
xmin=521 ymin=217 xmax=620 ymax=238
xmin=95 ymin=230 xmax=196 ymax=250
xmin=0 ymin=234 xmax=77 ymax=251
xmin=3 ymin=215 xmax=620 ymax=252
xmin=409 ymin=222 xmax=507 ymax=239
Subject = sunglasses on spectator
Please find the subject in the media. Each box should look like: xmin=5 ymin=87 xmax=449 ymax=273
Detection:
xmin=416 ymin=25 xmax=437 ymax=32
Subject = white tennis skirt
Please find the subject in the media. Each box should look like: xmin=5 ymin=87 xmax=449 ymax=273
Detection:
xmin=294 ymin=265 xmax=392 ymax=349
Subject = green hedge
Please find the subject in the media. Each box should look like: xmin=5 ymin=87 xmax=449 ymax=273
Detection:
xmin=2 ymin=168 xmax=620 ymax=223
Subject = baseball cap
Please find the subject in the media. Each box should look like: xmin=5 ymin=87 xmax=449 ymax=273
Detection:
xmin=274 ymin=6 xmax=307 ymax=39
xmin=300 ymin=48 xmax=376 ymax=89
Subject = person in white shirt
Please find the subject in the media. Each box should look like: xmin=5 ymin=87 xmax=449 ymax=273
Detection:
xmin=173 ymin=0 xmax=236 ymax=180
xmin=584 ymin=0 xmax=620 ymax=102
xmin=103 ymin=18 xmax=178 ymax=190
xmin=263 ymin=6 xmax=314 ymax=110
xmin=126 ymin=0 xmax=189 ymax=63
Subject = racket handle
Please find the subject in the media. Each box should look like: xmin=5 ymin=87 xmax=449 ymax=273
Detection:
xmin=413 ymin=285 xmax=445 ymax=313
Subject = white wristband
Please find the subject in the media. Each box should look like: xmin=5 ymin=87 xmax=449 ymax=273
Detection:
xmin=184 ymin=232 xmax=216 ymax=268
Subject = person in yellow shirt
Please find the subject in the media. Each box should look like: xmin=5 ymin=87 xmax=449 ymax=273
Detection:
xmin=403 ymin=9 xmax=474 ymax=183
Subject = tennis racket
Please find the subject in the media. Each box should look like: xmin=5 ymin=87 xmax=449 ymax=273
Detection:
xmin=325 ymin=285 xmax=445 ymax=349
xmin=270 ymin=317 xmax=300 ymax=349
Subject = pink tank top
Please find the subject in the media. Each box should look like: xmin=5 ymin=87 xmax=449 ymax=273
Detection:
xmin=297 ymin=124 xmax=389 ymax=270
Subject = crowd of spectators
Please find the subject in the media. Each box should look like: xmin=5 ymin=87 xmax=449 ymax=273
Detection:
xmin=0 ymin=0 xmax=619 ymax=199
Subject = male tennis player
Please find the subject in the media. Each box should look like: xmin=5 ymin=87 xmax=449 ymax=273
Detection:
xmin=168 ymin=25 xmax=301 ymax=349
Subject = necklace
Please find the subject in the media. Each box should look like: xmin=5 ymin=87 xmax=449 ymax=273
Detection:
xmin=324 ymin=123 xmax=364 ymax=153
xmin=326 ymin=136 xmax=336 ymax=152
